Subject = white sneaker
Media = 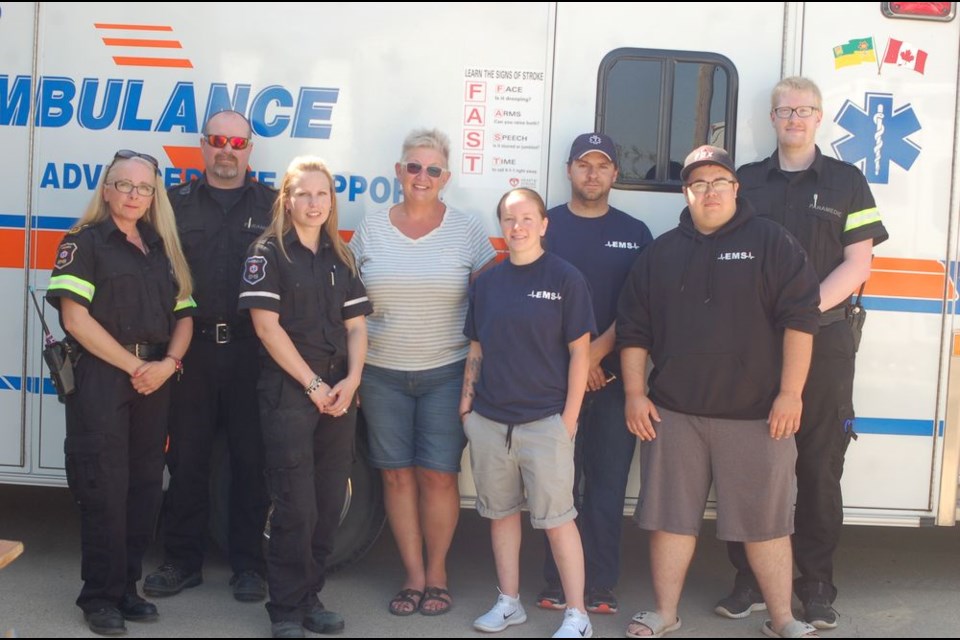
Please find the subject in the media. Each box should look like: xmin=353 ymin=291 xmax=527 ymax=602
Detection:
xmin=552 ymin=607 xmax=593 ymax=638
xmin=473 ymin=592 xmax=527 ymax=632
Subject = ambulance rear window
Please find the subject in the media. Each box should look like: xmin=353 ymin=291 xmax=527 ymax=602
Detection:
xmin=597 ymin=48 xmax=738 ymax=192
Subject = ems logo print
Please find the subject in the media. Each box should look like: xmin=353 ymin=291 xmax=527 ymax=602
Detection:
xmin=243 ymin=256 xmax=267 ymax=285
xmin=55 ymin=243 xmax=77 ymax=270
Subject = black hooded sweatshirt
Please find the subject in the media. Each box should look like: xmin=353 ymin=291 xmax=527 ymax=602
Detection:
xmin=616 ymin=197 xmax=820 ymax=420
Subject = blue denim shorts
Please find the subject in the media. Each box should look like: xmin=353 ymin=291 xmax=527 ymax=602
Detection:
xmin=359 ymin=360 xmax=466 ymax=473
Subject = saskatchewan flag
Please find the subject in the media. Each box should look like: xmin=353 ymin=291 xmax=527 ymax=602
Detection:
xmin=833 ymin=38 xmax=876 ymax=69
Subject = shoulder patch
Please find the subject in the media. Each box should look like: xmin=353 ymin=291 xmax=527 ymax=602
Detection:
xmin=176 ymin=182 xmax=194 ymax=196
xmin=243 ymin=255 xmax=268 ymax=285
xmin=54 ymin=243 xmax=78 ymax=270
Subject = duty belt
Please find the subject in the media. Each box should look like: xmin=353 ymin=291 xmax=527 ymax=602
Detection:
xmin=194 ymin=320 xmax=255 ymax=344
xmin=819 ymin=307 xmax=847 ymax=326
xmin=122 ymin=342 xmax=168 ymax=360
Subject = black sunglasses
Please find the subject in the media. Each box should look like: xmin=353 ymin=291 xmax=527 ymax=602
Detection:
xmin=205 ymin=134 xmax=251 ymax=150
xmin=114 ymin=149 xmax=159 ymax=168
xmin=404 ymin=162 xmax=445 ymax=178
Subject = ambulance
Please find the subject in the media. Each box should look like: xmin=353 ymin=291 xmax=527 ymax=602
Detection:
xmin=2 ymin=2 xmax=958 ymax=569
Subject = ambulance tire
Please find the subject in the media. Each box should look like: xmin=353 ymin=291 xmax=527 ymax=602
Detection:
xmin=208 ymin=414 xmax=386 ymax=573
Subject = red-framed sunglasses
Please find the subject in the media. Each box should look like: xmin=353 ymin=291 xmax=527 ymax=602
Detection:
xmin=204 ymin=134 xmax=251 ymax=150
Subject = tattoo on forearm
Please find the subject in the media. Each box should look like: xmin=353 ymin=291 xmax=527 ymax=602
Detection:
xmin=463 ymin=354 xmax=482 ymax=399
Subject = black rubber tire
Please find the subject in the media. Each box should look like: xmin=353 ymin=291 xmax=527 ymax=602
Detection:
xmin=209 ymin=412 xmax=386 ymax=574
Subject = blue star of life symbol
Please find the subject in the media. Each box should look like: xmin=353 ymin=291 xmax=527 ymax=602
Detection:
xmin=831 ymin=92 xmax=921 ymax=184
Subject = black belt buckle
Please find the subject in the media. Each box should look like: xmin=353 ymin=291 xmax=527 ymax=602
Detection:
xmin=215 ymin=323 xmax=231 ymax=344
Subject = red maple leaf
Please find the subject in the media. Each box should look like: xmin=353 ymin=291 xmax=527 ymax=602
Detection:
xmin=900 ymin=49 xmax=915 ymax=63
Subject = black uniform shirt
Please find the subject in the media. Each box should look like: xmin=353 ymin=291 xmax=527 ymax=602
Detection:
xmin=46 ymin=218 xmax=196 ymax=344
xmin=738 ymin=146 xmax=889 ymax=296
xmin=168 ymin=174 xmax=276 ymax=324
xmin=237 ymin=230 xmax=372 ymax=367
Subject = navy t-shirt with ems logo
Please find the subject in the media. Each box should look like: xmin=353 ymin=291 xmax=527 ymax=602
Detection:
xmin=464 ymin=251 xmax=596 ymax=425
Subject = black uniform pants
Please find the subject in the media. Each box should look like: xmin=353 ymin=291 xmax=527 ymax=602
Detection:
xmin=65 ymin=355 xmax=168 ymax=612
xmin=259 ymin=364 xmax=355 ymax=623
xmin=161 ymin=337 xmax=269 ymax=575
xmin=727 ymin=320 xmax=856 ymax=603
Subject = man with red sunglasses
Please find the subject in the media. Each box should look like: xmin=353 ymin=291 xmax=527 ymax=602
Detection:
xmin=145 ymin=110 xmax=275 ymax=605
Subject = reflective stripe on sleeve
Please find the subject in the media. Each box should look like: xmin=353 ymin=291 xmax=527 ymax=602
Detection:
xmin=174 ymin=296 xmax=197 ymax=312
xmin=343 ymin=296 xmax=369 ymax=308
xmin=48 ymin=274 xmax=95 ymax=303
xmin=239 ymin=291 xmax=281 ymax=301
xmin=844 ymin=207 xmax=881 ymax=233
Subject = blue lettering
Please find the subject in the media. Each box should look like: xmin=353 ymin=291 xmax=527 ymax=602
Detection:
xmin=36 ymin=76 xmax=75 ymax=127
xmin=10 ymin=75 xmax=342 ymax=139
xmin=392 ymin=178 xmax=402 ymax=203
xmin=40 ymin=162 xmax=60 ymax=189
xmin=333 ymin=175 xmax=346 ymax=194
xmin=184 ymin=168 xmax=203 ymax=182
xmin=83 ymin=164 xmax=103 ymax=189
xmin=291 ymin=87 xmax=338 ymax=139
xmin=250 ymin=86 xmax=292 ymax=137
xmin=63 ymin=163 xmax=82 ymax=189
xmin=347 ymin=175 xmax=368 ymax=202
xmin=119 ymin=81 xmax=151 ymax=131
xmin=255 ymin=171 xmax=276 ymax=187
xmin=205 ymin=83 xmax=251 ymax=125
xmin=0 ymin=75 xmax=31 ymax=126
xmin=164 ymin=167 xmax=185 ymax=187
xmin=156 ymin=82 xmax=199 ymax=133
xmin=77 ymin=78 xmax=122 ymax=130
xmin=369 ymin=176 xmax=391 ymax=204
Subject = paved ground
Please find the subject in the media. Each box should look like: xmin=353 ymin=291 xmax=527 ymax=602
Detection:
xmin=0 ymin=484 xmax=958 ymax=637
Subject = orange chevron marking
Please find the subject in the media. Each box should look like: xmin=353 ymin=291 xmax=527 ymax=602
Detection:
xmin=102 ymin=38 xmax=183 ymax=48
xmin=94 ymin=23 xmax=173 ymax=31
xmin=112 ymin=56 xmax=193 ymax=68
xmin=864 ymin=257 xmax=956 ymax=300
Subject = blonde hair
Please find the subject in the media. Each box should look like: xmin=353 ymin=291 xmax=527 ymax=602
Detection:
xmin=771 ymin=76 xmax=823 ymax=111
xmin=400 ymin=128 xmax=450 ymax=167
xmin=74 ymin=156 xmax=193 ymax=301
xmin=259 ymin=156 xmax=356 ymax=274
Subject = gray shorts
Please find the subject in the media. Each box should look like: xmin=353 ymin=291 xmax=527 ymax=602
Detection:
xmin=634 ymin=406 xmax=797 ymax=542
xmin=463 ymin=411 xmax=577 ymax=529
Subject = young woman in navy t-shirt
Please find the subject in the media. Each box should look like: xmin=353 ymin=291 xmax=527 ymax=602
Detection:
xmin=460 ymin=188 xmax=597 ymax=639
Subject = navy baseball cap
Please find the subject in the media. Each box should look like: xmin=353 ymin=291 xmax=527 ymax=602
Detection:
xmin=568 ymin=133 xmax=618 ymax=168
xmin=680 ymin=145 xmax=736 ymax=181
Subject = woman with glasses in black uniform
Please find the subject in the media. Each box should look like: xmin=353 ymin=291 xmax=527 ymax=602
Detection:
xmin=47 ymin=150 xmax=196 ymax=636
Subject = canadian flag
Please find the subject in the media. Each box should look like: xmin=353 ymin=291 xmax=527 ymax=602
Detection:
xmin=883 ymin=38 xmax=928 ymax=74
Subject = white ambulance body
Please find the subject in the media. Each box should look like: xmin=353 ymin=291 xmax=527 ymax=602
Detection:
xmin=1 ymin=3 xmax=958 ymax=561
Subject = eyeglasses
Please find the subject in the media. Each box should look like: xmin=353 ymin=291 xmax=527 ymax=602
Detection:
xmin=404 ymin=162 xmax=445 ymax=178
xmin=772 ymin=105 xmax=820 ymax=119
xmin=114 ymin=149 xmax=159 ymax=168
xmin=686 ymin=178 xmax=737 ymax=194
xmin=204 ymin=134 xmax=251 ymax=150
xmin=108 ymin=179 xmax=156 ymax=197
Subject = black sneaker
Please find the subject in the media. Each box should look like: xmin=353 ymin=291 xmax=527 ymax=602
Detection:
xmin=714 ymin=584 xmax=767 ymax=619
xmin=536 ymin=582 xmax=566 ymax=610
xmin=231 ymin=569 xmax=267 ymax=602
xmin=143 ymin=563 xmax=203 ymax=597
xmin=303 ymin=602 xmax=345 ymax=635
xmin=83 ymin=607 xmax=126 ymax=636
xmin=117 ymin=594 xmax=159 ymax=622
xmin=585 ymin=587 xmax=619 ymax=614
xmin=803 ymin=598 xmax=838 ymax=630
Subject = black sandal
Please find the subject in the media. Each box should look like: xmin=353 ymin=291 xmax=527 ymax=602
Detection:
xmin=388 ymin=588 xmax=423 ymax=617
xmin=420 ymin=586 xmax=453 ymax=616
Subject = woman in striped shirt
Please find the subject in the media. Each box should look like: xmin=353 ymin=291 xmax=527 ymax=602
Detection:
xmin=350 ymin=129 xmax=496 ymax=617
